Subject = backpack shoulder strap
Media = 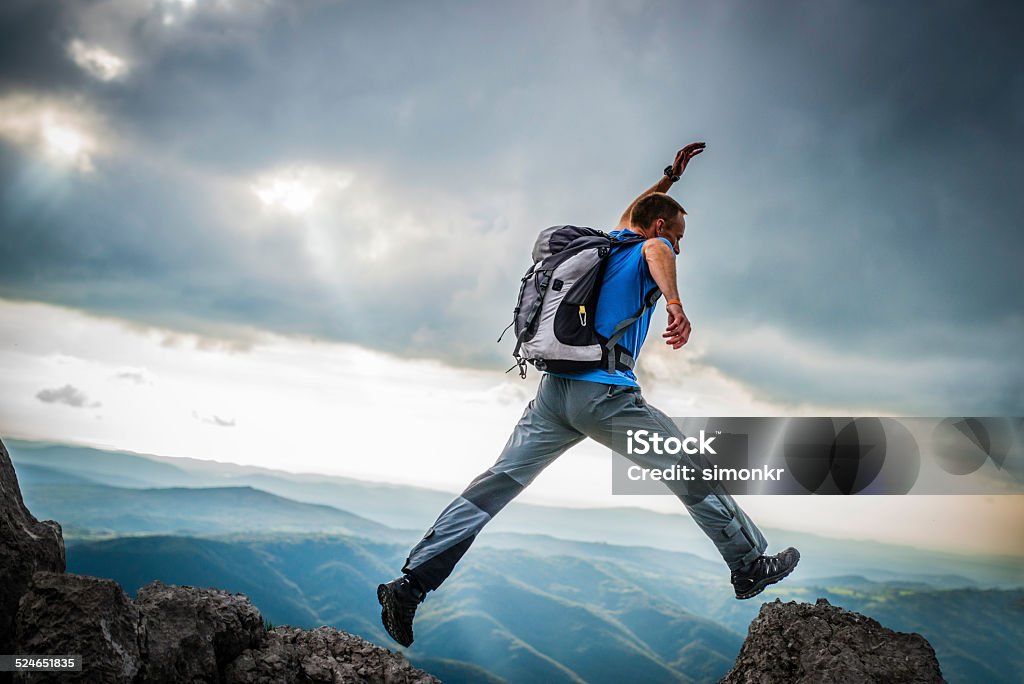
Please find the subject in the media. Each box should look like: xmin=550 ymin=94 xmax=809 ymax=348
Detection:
xmin=602 ymin=286 xmax=662 ymax=373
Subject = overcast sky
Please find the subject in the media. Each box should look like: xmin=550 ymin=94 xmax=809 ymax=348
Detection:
xmin=1 ymin=0 xmax=1022 ymax=414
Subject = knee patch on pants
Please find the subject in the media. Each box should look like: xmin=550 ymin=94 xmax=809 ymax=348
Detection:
xmin=462 ymin=468 xmax=524 ymax=516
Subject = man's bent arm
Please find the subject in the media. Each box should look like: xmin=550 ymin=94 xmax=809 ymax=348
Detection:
xmin=644 ymin=239 xmax=692 ymax=349
xmin=644 ymin=239 xmax=680 ymax=302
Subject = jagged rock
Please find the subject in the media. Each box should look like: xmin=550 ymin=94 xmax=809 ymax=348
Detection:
xmin=0 ymin=440 xmax=65 ymax=655
xmin=225 ymin=626 xmax=441 ymax=684
xmin=15 ymin=572 xmax=143 ymax=683
xmin=719 ymin=597 xmax=945 ymax=683
xmin=135 ymin=581 xmax=266 ymax=683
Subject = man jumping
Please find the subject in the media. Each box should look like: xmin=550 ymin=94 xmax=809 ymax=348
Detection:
xmin=378 ymin=142 xmax=800 ymax=647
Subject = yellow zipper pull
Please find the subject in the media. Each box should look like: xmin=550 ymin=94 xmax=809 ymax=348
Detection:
xmin=579 ymin=305 xmax=587 ymax=327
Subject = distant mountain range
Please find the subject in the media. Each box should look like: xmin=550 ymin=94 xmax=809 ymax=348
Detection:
xmin=7 ymin=438 xmax=1024 ymax=683
xmin=10 ymin=438 xmax=1021 ymax=587
xmin=15 ymin=461 xmax=400 ymax=541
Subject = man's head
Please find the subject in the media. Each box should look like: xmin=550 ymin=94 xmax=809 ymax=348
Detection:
xmin=630 ymin=192 xmax=686 ymax=254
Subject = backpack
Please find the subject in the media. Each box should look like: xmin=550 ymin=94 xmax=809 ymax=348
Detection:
xmin=499 ymin=225 xmax=662 ymax=378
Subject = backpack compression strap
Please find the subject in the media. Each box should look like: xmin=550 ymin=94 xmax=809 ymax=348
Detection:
xmin=602 ymin=286 xmax=662 ymax=374
xmin=509 ymin=269 xmax=552 ymax=379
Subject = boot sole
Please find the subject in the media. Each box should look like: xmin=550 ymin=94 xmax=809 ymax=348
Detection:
xmin=377 ymin=583 xmax=414 ymax=647
xmin=734 ymin=549 xmax=801 ymax=600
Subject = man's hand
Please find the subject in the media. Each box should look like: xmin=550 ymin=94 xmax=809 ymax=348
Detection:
xmin=663 ymin=303 xmax=692 ymax=349
xmin=668 ymin=142 xmax=706 ymax=179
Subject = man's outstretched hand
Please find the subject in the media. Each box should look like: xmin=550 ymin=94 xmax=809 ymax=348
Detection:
xmin=663 ymin=303 xmax=692 ymax=349
xmin=669 ymin=142 xmax=706 ymax=178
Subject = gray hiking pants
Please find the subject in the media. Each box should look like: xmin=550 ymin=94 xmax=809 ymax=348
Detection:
xmin=402 ymin=375 xmax=768 ymax=591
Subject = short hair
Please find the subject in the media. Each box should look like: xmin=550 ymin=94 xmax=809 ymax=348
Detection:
xmin=630 ymin=192 xmax=686 ymax=230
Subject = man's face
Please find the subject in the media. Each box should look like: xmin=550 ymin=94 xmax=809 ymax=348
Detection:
xmin=657 ymin=212 xmax=686 ymax=255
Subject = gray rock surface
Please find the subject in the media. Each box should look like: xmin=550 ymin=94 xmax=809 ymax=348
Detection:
xmin=15 ymin=572 xmax=143 ymax=683
xmin=719 ymin=597 xmax=946 ymax=683
xmin=11 ymin=569 xmax=437 ymax=684
xmin=0 ymin=440 xmax=64 ymax=655
xmin=225 ymin=626 xmax=440 ymax=684
xmin=135 ymin=581 xmax=266 ymax=683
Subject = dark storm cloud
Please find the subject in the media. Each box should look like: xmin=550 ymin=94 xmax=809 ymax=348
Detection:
xmin=0 ymin=0 xmax=1021 ymax=413
xmin=0 ymin=1 xmax=81 ymax=90
xmin=692 ymin=0 xmax=1024 ymax=331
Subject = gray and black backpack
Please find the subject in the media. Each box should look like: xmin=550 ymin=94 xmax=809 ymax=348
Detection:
xmin=499 ymin=225 xmax=661 ymax=378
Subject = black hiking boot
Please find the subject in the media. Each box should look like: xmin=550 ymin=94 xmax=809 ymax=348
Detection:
xmin=731 ymin=547 xmax=800 ymax=599
xmin=377 ymin=575 xmax=425 ymax=647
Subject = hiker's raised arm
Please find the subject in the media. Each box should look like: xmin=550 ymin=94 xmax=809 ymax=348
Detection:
xmin=615 ymin=142 xmax=706 ymax=230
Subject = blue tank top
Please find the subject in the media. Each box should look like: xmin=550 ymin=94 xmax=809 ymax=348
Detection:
xmin=547 ymin=230 xmax=672 ymax=387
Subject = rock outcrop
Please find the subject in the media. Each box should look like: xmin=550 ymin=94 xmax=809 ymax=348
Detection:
xmin=134 ymin=581 xmax=265 ymax=683
xmin=719 ymin=597 xmax=946 ymax=683
xmin=13 ymin=571 xmax=439 ymax=684
xmin=225 ymin=627 xmax=440 ymax=684
xmin=1 ymin=437 xmax=440 ymax=684
xmin=0 ymin=439 xmax=64 ymax=656
xmin=16 ymin=573 xmax=144 ymax=683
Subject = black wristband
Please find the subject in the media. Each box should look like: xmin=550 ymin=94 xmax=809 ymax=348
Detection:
xmin=664 ymin=165 xmax=680 ymax=182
